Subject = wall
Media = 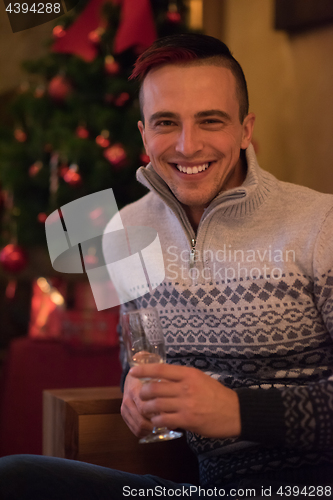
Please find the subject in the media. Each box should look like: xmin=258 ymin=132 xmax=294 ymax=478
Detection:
xmin=204 ymin=0 xmax=333 ymax=193
xmin=0 ymin=2 xmax=57 ymax=94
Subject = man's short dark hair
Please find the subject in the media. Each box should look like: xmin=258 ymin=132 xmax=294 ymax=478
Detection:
xmin=130 ymin=33 xmax=249 ymax=123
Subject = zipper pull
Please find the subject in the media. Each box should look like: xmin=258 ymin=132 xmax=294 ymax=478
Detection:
xmin=190 ymin=238 xmax=196 ymax=266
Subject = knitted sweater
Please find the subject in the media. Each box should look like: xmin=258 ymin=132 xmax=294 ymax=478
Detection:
xmin=104 ymin=144 xmax=333 ymax=486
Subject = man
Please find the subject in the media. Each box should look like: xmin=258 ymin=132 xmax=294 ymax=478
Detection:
xmin=114 ymin=33 xmax=333 ymax=491
xmin=0 ymin=33 xmax=332 ymax=499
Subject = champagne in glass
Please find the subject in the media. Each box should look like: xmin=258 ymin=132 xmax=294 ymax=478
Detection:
xmin=122 ymin=308 xmax=183 ymax=443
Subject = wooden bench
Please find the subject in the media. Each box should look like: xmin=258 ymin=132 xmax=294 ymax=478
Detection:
xmin=43 ymin=387 xmax=199 ymax=484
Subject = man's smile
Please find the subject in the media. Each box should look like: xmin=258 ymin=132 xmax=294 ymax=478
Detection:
xmin=170 ymin=161 xmax=213 ymax=175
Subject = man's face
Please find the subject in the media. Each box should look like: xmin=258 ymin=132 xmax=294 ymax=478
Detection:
xmin=138 ymin=64 xmax=255 ymax=217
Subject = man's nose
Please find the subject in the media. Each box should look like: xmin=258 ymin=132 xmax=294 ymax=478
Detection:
xmin=174 ymin=125 xmax=203 ymax=157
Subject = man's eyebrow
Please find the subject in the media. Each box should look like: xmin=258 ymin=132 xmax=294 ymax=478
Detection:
xmin=195 ymin=110 xmax=231 ymax=121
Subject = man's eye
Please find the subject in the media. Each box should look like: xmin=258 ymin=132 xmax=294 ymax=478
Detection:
xmin=155 ymin=120 xmax=175 ymax=126
xmin=203 ymin=119 xmax=223 ymax=124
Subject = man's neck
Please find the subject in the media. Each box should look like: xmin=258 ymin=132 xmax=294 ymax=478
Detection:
xmin=181 ymin=152 xmax=248 ymax=233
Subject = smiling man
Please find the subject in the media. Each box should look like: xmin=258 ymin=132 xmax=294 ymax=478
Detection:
xmin=1 ymin=33 xmax=333 ymax=500
xmin=118 ymin=33 xmax=333 ymax=496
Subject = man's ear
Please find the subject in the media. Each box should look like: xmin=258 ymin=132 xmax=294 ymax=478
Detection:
xmin=240 ymin=112 xmax=255 ymax=150
xmin=137 ymin=121 xmax=148 ymax=155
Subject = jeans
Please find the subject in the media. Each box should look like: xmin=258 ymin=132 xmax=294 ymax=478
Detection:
xmin=0 ymin=455 xmax=332 ymax=500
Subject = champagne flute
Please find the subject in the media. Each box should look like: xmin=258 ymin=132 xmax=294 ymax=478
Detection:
xmin=121 ymin=308 xmax=183 ymax=443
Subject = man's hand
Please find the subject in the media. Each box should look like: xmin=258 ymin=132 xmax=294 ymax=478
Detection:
xmin=129 ymin=363 xmax=241 ymax=439
xmin=120 ymin=372 xmax=154 ymax=438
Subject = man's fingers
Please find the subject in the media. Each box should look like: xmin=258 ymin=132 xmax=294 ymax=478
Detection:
xmin=121 ymin=398 xmax=154 ymax=437
xmin=129 ymin=363 xmax=189 ymax=382
xmin=139 ymin=379 xmax=178 ymax=400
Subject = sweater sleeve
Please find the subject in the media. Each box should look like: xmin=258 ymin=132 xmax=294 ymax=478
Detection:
xmin=238 ymin=206 xmax=333 ymax=451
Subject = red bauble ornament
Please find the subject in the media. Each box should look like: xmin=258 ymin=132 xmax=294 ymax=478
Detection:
xmin=48 ymin=75 xmax=72 ymax=101
xmin=140 ymin=153 xmax=150 ymax=165
xmin=37 ymin=213 xmax=48 ymax=223
xmin=166 ymin=4 xmax=181 ymax=23
xmin=76 ymin=125 xmax=89 ymax=139
xmin=53 ymin=25 xmax=66 ymax=38
xmin=114 ymin=92 xmax=130 ymax=107
xmin=95 ymin=130 xmax=110 ymax=148
xmin=0 ymin=244 xmax=28 ymax=274
xmin=104 ymin=144 xmax=127 ymax=168
xmin=88 ymin=27 xmax=105 ymax=44
xmin=166 ymin=11 xmax=181 ymax=22
xmin=29 ymin=161 xmax=43 ymax=177
xmin=104 ymin=55 xmax=120 ymax=75
xmin=14 ymin=129 xmax=27 ymax=142
xmin=63 ymin=164 xmax=82 ymax=186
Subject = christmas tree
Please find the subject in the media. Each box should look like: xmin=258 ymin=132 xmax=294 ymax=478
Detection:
xmin=0 ymin=0 xmax=196 ymax=265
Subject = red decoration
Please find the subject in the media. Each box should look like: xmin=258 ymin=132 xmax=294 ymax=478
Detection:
xmin=48 ymin=75 xmax=72 ymax=101
xmin=29 ymin=161 xmax=43 ymax=177
xmin=166 ymin=11 xmax=181 ymax=23
xmin=63 ymin=164 xmax=82 ymax=186
xmin=104 ymin=55 xmax=120 ymax=75
xmin=104 ymin=143 xmax=127 ymax=167
xmin=14 ymin=129 xmax=27 ymax=142
xmin=37 ymin=213 xmax=48 ymax=223
xmin=76 ymin=125 xmax=89 ymax=139
xmin=166 ymin=3 xmax=181 ymax=23
xmin=95 ymin=130 xmax=110 ymax=148
xmin=0 ymin=244 xmax=28 ymax=274
xmin=88 ymin=27 xmax=105 ymax=44
xmin=114 ymin=92 xmax=130 ymax=106
xmin=115 ymin=0 xmax=157 ymax=54
xmin=140 ymin=153 xmax=150 ymax=165
xmin=53 ymin=25 xmax=66 ymax=38
xmin=52 ymin=0 xmax=156 ymax=62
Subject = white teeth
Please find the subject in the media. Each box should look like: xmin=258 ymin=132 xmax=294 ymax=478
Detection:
xmin=176 ymin=163 xmax=210 ymax=174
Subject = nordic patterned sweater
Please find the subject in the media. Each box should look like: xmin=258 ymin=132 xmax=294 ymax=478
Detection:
xmin=103 ymin=144 xmax=333 ymax=486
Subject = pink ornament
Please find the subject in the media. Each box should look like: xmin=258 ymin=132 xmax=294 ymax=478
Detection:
xmin=104 ymin=144 xmax=127 ymax=167
xmin=88 ymin=27 xmax=104 ymax=44
xmin=63 ymin=165 xmax=82 ymax=186
xmin=14 ymin=129 xmax=27 ymax=142
xmin=76 ymin=125 xmax=89 ymax=139
xmin=53 ymin=25 xmax=66 ymax=38
xmin=114 ymin=92 xmax=130 ymax=106
xmin=37 ymin=213 xmax=48 ymax=223
xmin=0 ymin=244 xmax=28 ymax=274
xmin=29 ymin=161 xmax=43 ymax=177
xmin=104 ymin=56 xmax=120 ymax=75
xmin=48 ymin=75 xmax=72 ymax=101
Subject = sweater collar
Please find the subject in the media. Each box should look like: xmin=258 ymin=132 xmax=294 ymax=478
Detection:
xmin=136 ymin=144 xmax=275 ymax=219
